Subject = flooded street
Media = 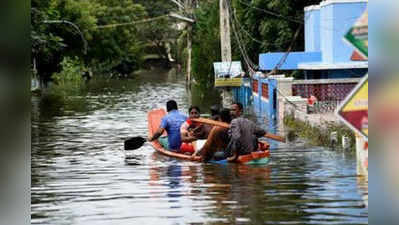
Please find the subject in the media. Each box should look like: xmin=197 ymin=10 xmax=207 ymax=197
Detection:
xmin=31 ymin=69 xmax=368 ymax=225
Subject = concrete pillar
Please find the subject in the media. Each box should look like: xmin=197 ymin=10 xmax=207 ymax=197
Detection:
xmin=283 ymin=96 xmax=308 ymax=119
xmin=280 ymin=96 xmax=307 ymax=138
xmin=355 ymin=133 xmax=368 ymax=176
xmin=222 ymin=89 xmax=233 ymax=108
xmin=272 ymin=75 xmax=294 ymax=126
xmin=274 ymin=76 xmax=294 ymax=98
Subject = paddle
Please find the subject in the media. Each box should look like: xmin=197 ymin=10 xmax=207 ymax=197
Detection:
xmin=124 ymin=136 xmax=147 ymax=150
xmin=192 ymin=118 xmax=286 ymax=143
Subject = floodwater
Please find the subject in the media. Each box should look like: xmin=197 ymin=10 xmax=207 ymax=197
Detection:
xmin=31 ymin=69 xmax=368 ymax=225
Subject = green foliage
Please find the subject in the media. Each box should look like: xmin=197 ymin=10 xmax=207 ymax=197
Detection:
xmin=192 ymin=1 xmax=220 ymax=87
xmin=135 ymin=0 xmax=180 ymax=66
xmin=88 ymin=0 xmax=147 ymax=73
xmin=176 ymin=30 xmax=188 ymax=66
xmin=190 ymin=0 xmax=322 ymax=85
xmin=32 ymin=0 xmax=185 ymax=81
xmin=31 ymin=0 xmax=65 ymax=69
xmin=284 ymin=114 xmax=356 ymax=151
xmin=50 ymin=56 xmax=86 ymax=96
xmin=40 ymin=56 xmax=89 ymax=116
xmin=231 ymin=0 xmax=321 ymax=66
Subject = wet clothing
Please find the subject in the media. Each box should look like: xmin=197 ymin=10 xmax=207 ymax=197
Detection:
xmin=180 ymin=119 xmax=211 ymax=141
xmin=180 ymin=119 xmax=199 ymax=136
xmin=160 ymin=110 xmax=187 ymax=150
xmin=228 ymin=117 xmax=266 ymax=155
xmin=198 ymin=126 xmax=230 ymax=162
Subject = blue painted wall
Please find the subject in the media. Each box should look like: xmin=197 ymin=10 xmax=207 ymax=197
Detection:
xmin=251 ymin=75 xmax=278 ymax=121
xmin=320 ymin=3 xmax=334 ymax=63
xmin=252 ymin=79 xmax=261 ymax=116
xmin=259 ymin=52 xmax=321 ymax=70
xmin=305 ymin=7 xmax=321 ymax=52
xmin=232 ymin=78 xmax=252 ymax=108
xmin=331 ymin=2 xmax=367 ymax=63
xmin=259 ymin=78 xmax=269 ymax=118
xmin=260 ymin=1 xmax=367 ymax=70
xmin=318 ymin=1 xmax=367 ymax=63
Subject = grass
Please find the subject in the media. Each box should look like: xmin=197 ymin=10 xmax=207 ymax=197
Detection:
xmin=284 ymin=114 xmax=356 ymax=151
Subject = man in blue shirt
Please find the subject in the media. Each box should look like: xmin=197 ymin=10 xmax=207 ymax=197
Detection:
xmin=148 ymin=100 xmax=187 ymax=151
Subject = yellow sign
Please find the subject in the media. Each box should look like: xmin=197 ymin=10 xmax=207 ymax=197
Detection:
xmin=336 ymin=75 xmax=368 ymax=139
xmin=215 ymin=78 xmax=243 ymax=87
xmin=213 ymin=61 xmax=243 ymax=87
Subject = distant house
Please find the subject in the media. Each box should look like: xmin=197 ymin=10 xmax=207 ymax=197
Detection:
xmin=259 ymin=0 xmax=368 ymax=79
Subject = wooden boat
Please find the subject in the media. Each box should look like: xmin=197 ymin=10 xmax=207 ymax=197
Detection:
xmin=147 ymin=109 xmax=270 ymax=164
xmin=148 ymin=108 xmax=202 ymax=162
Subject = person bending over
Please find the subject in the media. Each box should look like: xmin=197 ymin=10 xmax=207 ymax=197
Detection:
xmin=193 ymin=108 xmax=232 ymax=162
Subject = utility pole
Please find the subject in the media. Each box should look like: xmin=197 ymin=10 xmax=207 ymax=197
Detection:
xmin=187 ymin=24 xmax=192 ymax=85
xmin=170 ymin=0 xmax=195 ymax=86
xmin=185 ymin=0 xmax=194 ymax=86
xmin=220 ymin=0 xmax=233 ymax=107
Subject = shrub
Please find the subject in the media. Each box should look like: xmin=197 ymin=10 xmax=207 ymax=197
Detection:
xmin=50 ymin=56 xmax=86 ymax=96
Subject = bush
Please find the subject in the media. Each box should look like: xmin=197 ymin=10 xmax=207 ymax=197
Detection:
xmin=50 ymin=56 xmax=86 ymax=96
xmin=284 ymin=114 xmax=356 ymax=151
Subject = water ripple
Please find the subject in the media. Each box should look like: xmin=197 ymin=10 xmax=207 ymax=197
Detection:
xmin=31 ymin=69 xmax=368 ymax=225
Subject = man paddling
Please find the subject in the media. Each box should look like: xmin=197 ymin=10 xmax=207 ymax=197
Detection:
xmin=148 ymin=100 xmax=187 ymax=151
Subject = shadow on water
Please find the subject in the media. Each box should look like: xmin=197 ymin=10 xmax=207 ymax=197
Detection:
xmin=31 ymin=68 xmax=367 ymax=225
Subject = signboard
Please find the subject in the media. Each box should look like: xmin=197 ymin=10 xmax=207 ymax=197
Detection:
xmin=336 ymin=74 xmax=368 ymax=140
xmin=213 ymin=61 xmax=243 ymax=87
xmin=344 ymin=10 xmax=368 ymax=58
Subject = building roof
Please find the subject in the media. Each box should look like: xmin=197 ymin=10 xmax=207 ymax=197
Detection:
xmin=298 ymin=61 xmax=368 ymax=70
xmin=259 ymin=51 xmax=368 ymax=70
xmin=320 ymin=0 xmax=368 ymax=7
xmin=305 ymin=0 xmax=368 ymax=11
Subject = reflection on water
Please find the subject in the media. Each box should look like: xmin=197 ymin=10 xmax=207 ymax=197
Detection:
xmin=189 ymin=83 xmax=222 ymax=113
xmin=32 ymin=69 xmax=367 ymax=225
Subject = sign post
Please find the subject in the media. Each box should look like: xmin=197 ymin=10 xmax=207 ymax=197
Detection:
xmin=336 ymin=74 xmax=368 ymax=140
xmin=213 ymin=61 xmax=243 ymax=87
xmin=344 ymin=10 xmax=368 ymax=59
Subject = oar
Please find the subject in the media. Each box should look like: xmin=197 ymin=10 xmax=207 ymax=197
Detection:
xmin=124 ymin=136 xmax=147 ymax=150
xmin=192 ymin=118 xmax=286 ymax=143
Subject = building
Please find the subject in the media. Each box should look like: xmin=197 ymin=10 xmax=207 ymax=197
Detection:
xmin=259 ymin=0 xmax=368 ymax=79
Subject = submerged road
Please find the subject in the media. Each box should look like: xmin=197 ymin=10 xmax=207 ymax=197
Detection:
xmin=31 ymin=69 xmax=368 ymax=225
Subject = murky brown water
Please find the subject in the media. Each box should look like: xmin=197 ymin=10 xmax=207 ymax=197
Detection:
xmin=31 ymin=69 xmax=368 ymax=225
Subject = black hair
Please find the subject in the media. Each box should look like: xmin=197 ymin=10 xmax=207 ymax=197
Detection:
xmin=232 ymin=102 xmax=243 ymax=111
xmin=166 ymin=100 xmax=178 ymax=112
xmin=220 ymin=108 xmax=232 ymax=123
xmin=210 ymin=105 xmax=220 ymax=116
xmin=188 ymin=106 xmax=200 ymax=113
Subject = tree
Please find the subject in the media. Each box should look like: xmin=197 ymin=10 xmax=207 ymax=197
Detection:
xmin=31 ymin=0 xmax=150 ymax=79
xmin=231 ymin=0 xmax=322 ymax=69
xmin=192 ymin=0 xmax=220 ymax=87
xmin=88 ymin=0 xmax=147 ymax=74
